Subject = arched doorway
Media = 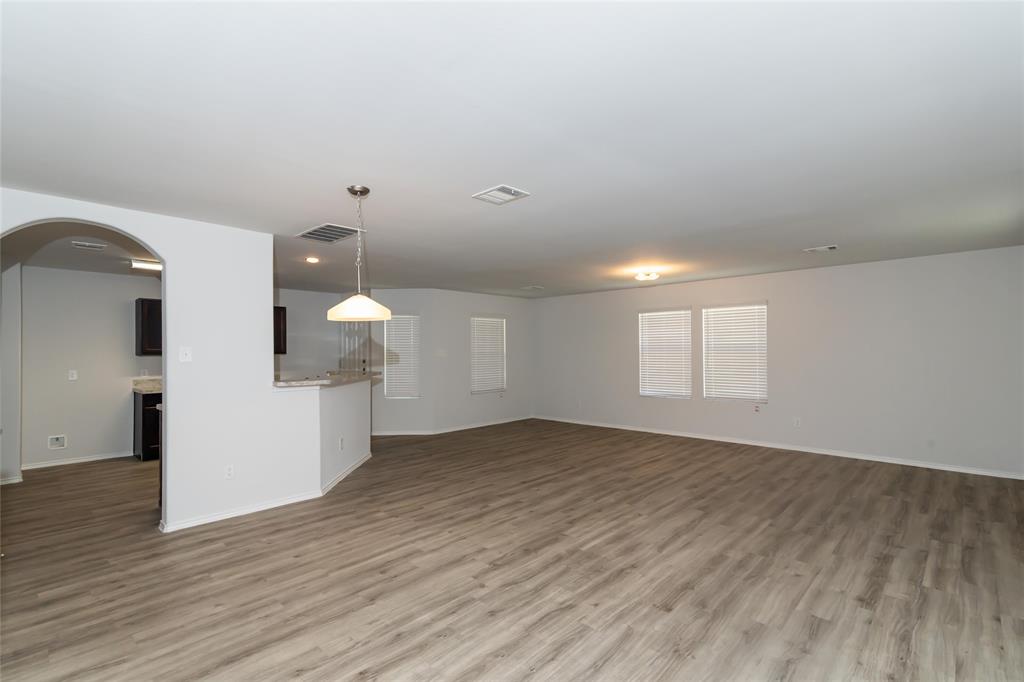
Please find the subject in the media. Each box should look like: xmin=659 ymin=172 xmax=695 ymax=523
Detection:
xmin=1 ymin=219 xmax=168 ymax=528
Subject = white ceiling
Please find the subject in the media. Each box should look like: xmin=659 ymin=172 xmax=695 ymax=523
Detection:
xmin=0 ymin=222 xmax=160 ymax=279
xmin=2 ymin=2 xmax=1021 ymax=297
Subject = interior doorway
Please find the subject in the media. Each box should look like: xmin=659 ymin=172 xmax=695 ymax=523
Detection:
xmin=0 ymin=220 xmax=167 ymax=526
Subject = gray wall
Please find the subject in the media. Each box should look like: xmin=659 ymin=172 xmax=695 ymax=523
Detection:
xmin=370 ymin=288 xmax=536 ymax=434
xmin=533 ymin=246 xmax=1024 ymax=477
xmin=1 ymin=263 xmax=23 ymax=481
xmin=273 ymin=287 xmax=344 ymax=378
xmin=20 ymin=266 xmax=161 ymax=467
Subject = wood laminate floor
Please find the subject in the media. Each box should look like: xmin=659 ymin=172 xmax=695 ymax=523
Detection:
xmin=1 ymin=419 xmax=1022 ymax=681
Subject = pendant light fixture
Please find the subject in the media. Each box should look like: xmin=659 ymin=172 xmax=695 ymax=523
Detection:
xmin=326 ymin=185 xmax=393 ymax=322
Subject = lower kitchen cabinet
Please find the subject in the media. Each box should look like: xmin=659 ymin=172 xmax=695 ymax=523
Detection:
xmin=134 ymin=392 xmax=161 ymax=461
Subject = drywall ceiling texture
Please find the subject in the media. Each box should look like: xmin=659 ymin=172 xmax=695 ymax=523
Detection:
xmin=533 ymin=245 xmax=1024 ymax=478
xmin=19 ymin=267 xmax=161 ymax=467
xmin=3 ymin=2 xmax=1022 ymax=296
xmin=0 ymin=222 xmax=159 ymax=275
xmin=1 ymin=188 xmax=323 ymax=530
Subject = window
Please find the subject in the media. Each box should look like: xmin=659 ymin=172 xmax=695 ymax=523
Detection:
xmin=471 ymin=317 xmax=506 ymax=393
xmin=639 ymin=310 xmax=692 ymax=398
xmin=703 ymin=304 xmax=767 ymax=402
xmin=384 ymin=315 xmax=420 ymax=398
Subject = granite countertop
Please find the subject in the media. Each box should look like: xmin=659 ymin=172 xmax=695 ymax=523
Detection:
xmin=273 ymin=371 xmax=377 ymax=389
xmin=132 ymin=377 xmax=163 ymax=394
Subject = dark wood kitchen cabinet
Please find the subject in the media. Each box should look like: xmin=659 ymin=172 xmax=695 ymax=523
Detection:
xmin=135 ymin=298 xmax=162 ymax=356
xmin=274 ymin=306 xmax=287 ymax=355
xmin=135 ymin=299 xmax=287 ymax=355
xmin=133 ymin=391 xmax=161 ymax=461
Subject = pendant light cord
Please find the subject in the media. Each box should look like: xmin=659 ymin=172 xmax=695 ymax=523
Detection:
xmin=354 ymin=195 xmax=365 ymax=294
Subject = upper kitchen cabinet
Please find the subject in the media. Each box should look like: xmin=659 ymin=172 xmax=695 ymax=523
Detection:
xmin=274 ymin=306 xmax=287 ymax=355
xmin=135 ymin=299 xmax=286 ymax=356
xmin=135 ymin=298 xmax=162 ymax=356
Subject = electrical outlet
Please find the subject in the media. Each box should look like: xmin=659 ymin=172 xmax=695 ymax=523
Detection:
xmin=793 ymin=417 xmax=801 ymax=428
xmin=179 ymin=346 xmax=193 ymax=363
xmin=754 ymin=404 xmax=761 ymax=413
xmin=224 ymin=464 xmax=234 ymax=480
xmin=338 ymin=437 xmax=344 ymax=451
xmin=48 ymin=435 xmax=67 ymax=450
xmin=67 ymin=369 xmax=78 ymax=381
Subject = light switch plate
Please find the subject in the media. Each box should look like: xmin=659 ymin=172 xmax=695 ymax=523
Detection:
xmin=179 ymin=346 xmax=193 ymax=363
xmin=67 ymin=369 xmax=78 ymax=381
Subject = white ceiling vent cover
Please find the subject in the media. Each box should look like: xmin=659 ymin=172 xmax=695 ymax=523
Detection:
xmin=71 ymin=240 xmax=107 ymax=251
xmin=297 ymin=224 xmax=361 ymax=244
xmin=472 ymin=185 xmax=530 ymax=205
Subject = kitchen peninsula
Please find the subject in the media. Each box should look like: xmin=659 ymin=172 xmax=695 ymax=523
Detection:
xmin=272 ymin=371 xmax=372 ymax=495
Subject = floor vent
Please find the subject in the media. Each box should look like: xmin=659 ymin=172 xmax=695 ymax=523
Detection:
xmin=297 ymin=224 xmax=360 ymax=243
xmin=472 ymin=185 xmax=530 ymax=205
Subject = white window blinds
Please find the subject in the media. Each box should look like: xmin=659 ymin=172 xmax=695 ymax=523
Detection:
xmin=384 ymin=315 xmax=420 ymax=398
xmin=702 ymin=304 xmax=767 ymax=402
xmin=471 ymin=317 xmax=506 ymax=393
xmin=639 ymin=310 xmax=692 ymax=398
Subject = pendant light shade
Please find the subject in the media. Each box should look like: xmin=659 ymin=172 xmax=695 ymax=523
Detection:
xmin=327 ymin=293 xmax=392 ymax=322
xmin=327 ymin=185 xmax=393 ymax=322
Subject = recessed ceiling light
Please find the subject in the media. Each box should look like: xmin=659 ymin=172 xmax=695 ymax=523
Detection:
xmin=305 ymin=256 xmax=320 ymax=264
xmin=802 ymin=244 xmax=838 ymax=253
xmin=130 ymin=259 xmax=162 ymax=271
xmin=635 ymin=272 xmax=660 ymax=281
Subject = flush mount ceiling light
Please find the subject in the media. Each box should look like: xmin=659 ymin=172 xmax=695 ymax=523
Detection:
xmin=635 ymin=272 xmax=660 ymax=281
xmin=305 ymin=256 xmax=320 ymax=264
xmin=130 ymin=259 xmax=163 ymax=271
xmin=326 ymin=185 xmax=392 ymax=323
xmin=472 ymin=185 xmax=530 ymax=205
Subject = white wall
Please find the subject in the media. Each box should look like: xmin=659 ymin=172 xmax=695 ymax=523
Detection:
xmin=534 ymin=246 xmax=1024 ymax=478
xmin=370 ymin=288 xmax=536 ymax=435
xmin=2 ymin=188 xmax=325 ymax=529
xmin=273 ymin=287 xmax=342 ymax=378
xmin=319 ymin=380 xmax=371 ymax=491
xmin=1 ymin=263 xmax=23 ymax=483
xmin=19 ymin=267 xmax=161 ymax=466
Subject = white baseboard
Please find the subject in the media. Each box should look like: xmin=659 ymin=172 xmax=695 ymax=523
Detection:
xmin=321 ymin=452 xmax=372 ymax=495
xmin=534 ymin=416 xmax=1024 ymax=481
xmin=161 ymin=452 xmax=375 ymax=533
xmin=373 ymin=415 xmax=531 ymax=437
xmin=1 ymin=474 xmax=23 ymax=485
xmin=21 ymin=451 xmax=133 ymax=470
xmin=160 ymin=489 xmax=323 ymax=533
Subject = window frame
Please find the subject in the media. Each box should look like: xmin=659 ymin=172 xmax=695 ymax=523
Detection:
xmin=383 ymin=314 xmax=422 ymax=399
xmin=638 ymin=307 xmax=693 ymax=399
xmin=701 ymin=301 xmax=768 ymax=403
xmin=470 ymin=315 xmax=507 ymax=395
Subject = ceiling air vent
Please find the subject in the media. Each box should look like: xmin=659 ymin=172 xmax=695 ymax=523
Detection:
xmin=71 ymin=240 xmax=107 ymax=251
xmin=472 ymin=185 xmax=530 ymax=205
xmin=802 ymin=244 xmax=838 ymax=254
xmin=297 ymin=224 xmax=360 ymax=244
